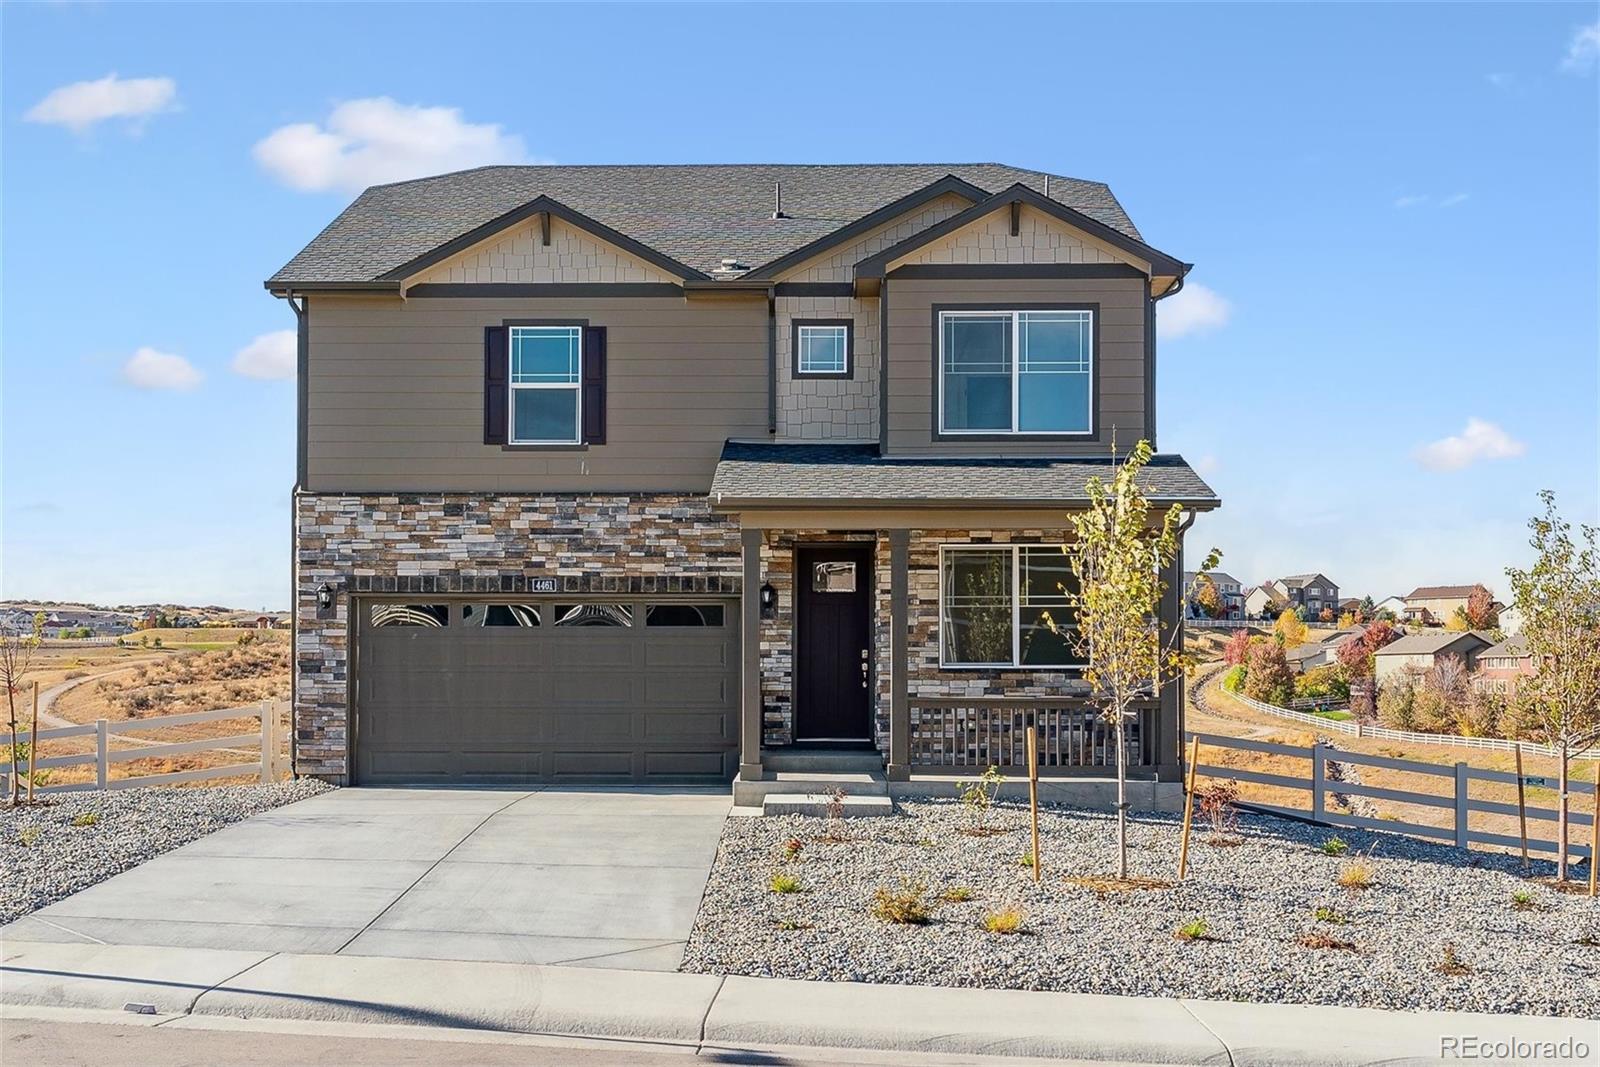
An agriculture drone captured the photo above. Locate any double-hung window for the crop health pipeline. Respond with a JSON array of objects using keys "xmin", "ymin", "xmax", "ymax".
[
  {"xmin": 510, "ymin": 325, "xmax": 582, "ymax": 444},
  {"xmin": 939, "ymin": 545, "xmax": 1084, "ymax": 668},
  {"xmin": 939, "ymin": 309, "xmax": 1093, "ymax": 435}
]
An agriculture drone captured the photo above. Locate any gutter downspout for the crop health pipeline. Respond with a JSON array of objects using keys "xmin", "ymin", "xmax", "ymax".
[
  {"xmin": 766, "ymin": 287, "xmax": 777, "ymax": 435},
  {"xmin": 1146, "ymin": 268, "xmax": 1189, "ymax": 454},
  {"xmin": 282, "ymin": 290, "xmax": 307, "ymax": 779}
]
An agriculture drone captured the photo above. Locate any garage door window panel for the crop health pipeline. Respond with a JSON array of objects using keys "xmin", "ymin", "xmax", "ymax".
[
  {"xmin": 554, "ymin": 603, "xmax": 633, "ymax": 627},
  {"xmin": 463, "ymin": 603, "xmax": 542, "ymax": 627},
  {"xmin": 370, "ymin": 604, "xmax": 450, "ymax": 627},
  {"xmin": 646, "ymin": 604, "xmax": 726, "ymax": 627}
]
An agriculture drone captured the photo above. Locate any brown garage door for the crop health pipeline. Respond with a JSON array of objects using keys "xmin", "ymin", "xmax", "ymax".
[{"xmin": 354, "ymin": 599, "xmax": 739, "ymax": 784}]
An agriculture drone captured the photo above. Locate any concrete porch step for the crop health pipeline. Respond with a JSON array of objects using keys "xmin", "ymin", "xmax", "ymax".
[
  {"xmin": 761, "ymin": 749, "xmax": 884, "ymax": 774},
  {"xmin": 760, "ymin": 793, "xmax": 896, "ymax": 818},
  {"xmin": 732, "ymin": 770, "xmax": 888, "ymax": 806}
]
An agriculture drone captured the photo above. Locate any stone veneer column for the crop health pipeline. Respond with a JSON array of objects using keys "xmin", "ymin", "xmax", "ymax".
[
  {"xmin": 740, "ymin": 526, "xmax": 764, "ymax": 780},
  {"xmin": 887, "ymin": 529, "xmax": 911, "ymax": 780}
]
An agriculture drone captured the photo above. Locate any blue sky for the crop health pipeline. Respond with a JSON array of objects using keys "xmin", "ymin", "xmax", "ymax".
[{"xmin": 3, "ymin": 3, "xmax": 1597, "ymax": 609}]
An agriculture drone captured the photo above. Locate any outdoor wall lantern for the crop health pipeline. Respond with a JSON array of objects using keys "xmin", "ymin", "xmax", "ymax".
[
  {"xmin": 316, "ymin": 583, "xmax": 337, "ymax": 612},
  {"xmin": 759, "ymin": 582, "xmax": 777, "ymax": 620}
]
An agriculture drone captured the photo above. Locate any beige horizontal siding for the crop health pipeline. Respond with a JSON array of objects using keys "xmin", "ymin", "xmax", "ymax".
[
  {"xmin": 884, "ymin": 276, "xmax": 1149, "ymax": 456},
  {"xmin": 306, "ymin": 294, "xmax": 767, "ymax": 492}
]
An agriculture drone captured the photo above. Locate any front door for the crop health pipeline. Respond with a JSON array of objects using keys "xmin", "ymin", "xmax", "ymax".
[{"xmin": 794, "ymin": 544, "xmax": 873, "ymax": 742}]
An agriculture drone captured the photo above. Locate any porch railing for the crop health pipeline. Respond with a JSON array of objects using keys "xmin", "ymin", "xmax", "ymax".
[{"xmin": 909, "ymin": 697, "xmax": 1153, "ymax": 772}]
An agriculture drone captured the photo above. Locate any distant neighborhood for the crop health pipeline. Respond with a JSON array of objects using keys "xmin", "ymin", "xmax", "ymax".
[
  {"xmin": 1188, "ymin": 569, "xmax": 1535, "ymax": 728},
  {"xmin": 0, "ymin": 600, "xmax": 289, "ymax": 638}
]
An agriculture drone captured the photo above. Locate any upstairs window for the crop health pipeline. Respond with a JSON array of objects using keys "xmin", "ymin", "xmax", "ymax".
[
  {"xmin": 794, "ymin": 321, "xmax": 852, "ymax": 378},
  {"xmin": 510, "ymin": 325, "xmax": 582, "ymax": 443},
  {"xmin": 939, "ymin": 309, "xmax": 1093, "ymax": 435}
]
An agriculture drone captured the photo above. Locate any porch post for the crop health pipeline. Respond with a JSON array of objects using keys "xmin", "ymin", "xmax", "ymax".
[
  {"xmin": 887, "ymin": 529, "xmax": 911, "ymax": 781},
  {"xmin": 1157, "ymin": 530, "xmax": 1185, "ymax": 781},
  {"xmin": 740, "ymin": 526, "xmax": 764, "ymax": 781}
]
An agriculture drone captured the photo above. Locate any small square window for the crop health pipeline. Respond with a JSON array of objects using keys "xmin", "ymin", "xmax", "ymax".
[
  {"xmin": 812, "ymin": 562, "xmax": 857, "ymax": 593},
  {"xmin": 794, "ymin": 322, "xmax": 851, "ymax": 378}
]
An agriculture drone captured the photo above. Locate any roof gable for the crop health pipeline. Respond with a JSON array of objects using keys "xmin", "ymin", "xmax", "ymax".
[
  {"xmin": 266, "ymin": 164, "xmax": 1149, "ymax": 288},
  {"xmin": 406, "ymin": 210, "xmax": 682, "ymax": 287},
  {"xmin": 853, "ymin": 183, "xmax": 1188, "ymax": 282}
]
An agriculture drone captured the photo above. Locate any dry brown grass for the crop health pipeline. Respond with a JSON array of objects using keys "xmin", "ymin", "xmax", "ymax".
[{"xmin": 1296, "ymin": 930, "xmax": 1360, "ymax": 952}]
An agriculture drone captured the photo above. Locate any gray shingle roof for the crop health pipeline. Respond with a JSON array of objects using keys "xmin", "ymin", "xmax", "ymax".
[
  {"xmin": 1405, "ymin": 585, "xmax": 1480, "ymax": 600},
  {"xmin": 709, "ymin": 442, "xmax": 1218, "ymax": 508},
  {"xmin": 1375, "ymin": 631, "xmax": 1495, "ymax": 656},
  {"xmin": 268, "ymin": 164, "xmax": 1142, "ymax": 285}
]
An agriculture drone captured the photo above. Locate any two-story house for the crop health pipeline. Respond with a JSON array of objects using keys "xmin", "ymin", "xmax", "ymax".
[
  {"xmin": 1184, "ymin": 570, "xmax": 1242, "ymax": 618},
  {"xmin": 268, "ymin": 164, "xmax": 1217, "ymax": 800}
]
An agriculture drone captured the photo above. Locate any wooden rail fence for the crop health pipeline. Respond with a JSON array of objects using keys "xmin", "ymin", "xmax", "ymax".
[
  {"xmin": 1, "ymin": 699, "xmax": 288, "ymax": 794},
  {"xmin": 1186, "ymin": 730, "xmax": 1595, "ymax": 861}
]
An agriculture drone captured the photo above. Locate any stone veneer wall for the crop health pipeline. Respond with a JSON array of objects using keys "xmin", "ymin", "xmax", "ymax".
[{"xmin": 295, "ymin": 492, "xmax": 741, "ymax": 780}]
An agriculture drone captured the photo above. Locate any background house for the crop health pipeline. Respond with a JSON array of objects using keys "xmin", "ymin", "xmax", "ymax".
[
  {"xmin": 1246, "ymin": 573, "xmax": 1339, "ymax": 620},
  {"xmin": 1373, "ymin": 595, "xmax": 1408, "ymax": 620},
  {"xmin": 1374, "ymin": 630, "xmax": 1495, "ymax": 688},
  {"xmin": 1402, "ymin": 585, "xmax": 1480, "ymax": 627},
  {"xmin": 1184, "ymin": 570, "xmax": 1243, "ymax": 618},
  {"xmin": 1473, "ymin": 635, "xmax": 1533, "ymax": 694}
]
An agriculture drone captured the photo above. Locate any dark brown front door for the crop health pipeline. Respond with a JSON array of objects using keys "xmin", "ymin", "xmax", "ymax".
[{"xmin": 794, "ymin": 544, "xmax": 873, "ymax": 742}]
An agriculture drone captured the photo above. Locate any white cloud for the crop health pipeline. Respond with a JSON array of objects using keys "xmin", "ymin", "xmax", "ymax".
[
  {"xmin": 1194, "ymin": 454, "xmax": 1220, "ymax": 477},
  {"xmin": 1560, "ymin": 21, "xmax": 1600, "ymax": 72},
  {"xmin": 24, "ymin": 74, "xmax": 177, "ymax": 134},
  {"xmin": 1393, "ymin": 194, "xmax": 1429, "ymax": 209},
  {"xmin": 1486, "ymin": 72, "xmax": 1516, "ymax": 89},
  {"xmin": 1413, "ymin": 418, "xmax": 1526, "ymax": 472},
  {"xmin": 231, "ymin": 330, "xmax": 296, "ymax": 380},
  {"xmin": 1157, "ymin": 283, "xmax": 1231, "ymax": 341},
  {"xmin": 1439, "ymin": 192, "xmax": 1470, "ymax": 208},
  {"xmin": 121, "ymin": 347, "xmax": 201, "ymax": 391},
  {"xmin": 253, "ymin": 97, "xmax": 529, "ymax": 192}
]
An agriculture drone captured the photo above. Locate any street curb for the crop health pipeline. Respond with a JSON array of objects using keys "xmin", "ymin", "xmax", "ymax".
[{"xmin": 2, "ymin": 940, "xmax": 1595, "ymax": 1066}]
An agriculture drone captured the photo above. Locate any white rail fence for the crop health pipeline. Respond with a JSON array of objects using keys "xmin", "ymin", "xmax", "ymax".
[
  {"xmin": 1187, "ymin": 730, "xmax": 1595, "ymax": 861},
  {"xmin": 1224, "ymin": 686, "xmax": 1597, "ymax": 761},
  {"xmin": 1, "ymin": 699, "xmax": 288, "ymax": 794}
]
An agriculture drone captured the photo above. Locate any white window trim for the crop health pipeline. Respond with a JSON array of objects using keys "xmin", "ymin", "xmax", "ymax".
[
  {"xmin": 937, "ymin": 308, "xmax": 1095, "ymax": 437},
  {"xmin": 795, "ymin": 323, "xmax": 850, "ymax": 377},
  {"xmin": 937, "ymin": 543, "xmax": 1083, "ymax": 670},
  {"xmin": 508, "ymin": 325, "xmax": 583, "ymax": 445}
]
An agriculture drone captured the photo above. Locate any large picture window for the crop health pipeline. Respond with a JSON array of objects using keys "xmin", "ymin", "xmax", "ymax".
[
  {"xmin": 939, "ymin": 545, "xmax": 1083, "ymax": 668},
  {"xmin": 510, "ymin": 325, "xmax": 582, "ymax": 443},
  {"xmin": 939, "ymin": 309, "xmax": 1092, "ymax": 435}
]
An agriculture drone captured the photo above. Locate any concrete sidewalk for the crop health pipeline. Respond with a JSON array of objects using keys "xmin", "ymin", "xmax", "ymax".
[{"xmin": 3, "ymin": 941, "xmax": 1593, "ymax": 1066}]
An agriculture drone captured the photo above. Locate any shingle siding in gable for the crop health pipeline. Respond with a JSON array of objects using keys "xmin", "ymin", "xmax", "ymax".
[
  {"xmin": 889, "ymin": 204, "xmax": 1138, "ymax": 270},
  {"xmin": 409, "ymin": 215, "xmax": 678, "ymax": 286}
]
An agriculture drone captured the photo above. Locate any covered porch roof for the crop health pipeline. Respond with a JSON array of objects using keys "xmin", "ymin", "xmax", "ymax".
[{"xmin": 709, "ymin": 441, "xmax": 1220, "ymax": 516}]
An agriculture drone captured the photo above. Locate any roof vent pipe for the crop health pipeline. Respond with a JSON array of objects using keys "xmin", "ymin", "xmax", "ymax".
[
  {"xmin": 1044, "ymin": 174, "xmax": 1051, "ymax": 198},
  {"xmin": 772, "ymin": 181, "xmax": 786, "ymax": 220}
]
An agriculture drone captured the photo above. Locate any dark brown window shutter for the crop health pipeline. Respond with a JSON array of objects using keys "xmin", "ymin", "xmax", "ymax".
[
  {"xmin": 484, "ymin": 326, "xmax": 508, "ymax": 445},
  {"xmin": 582, "ymin": 326, "xmax": 606, "ymax": 445}
]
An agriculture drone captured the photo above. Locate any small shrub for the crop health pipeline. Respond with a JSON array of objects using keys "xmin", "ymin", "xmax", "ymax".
[
  {"xmin": 1312, "ymin": 904, "xmax": 1349, "ymax": 925},
  {"xmin": 1196, "ymin": 779, "xmax": 1241, "ymax": 842},
  {"xmin": 1017, "ymin": 851, "xmax": 1036, "ymax": 869},
  {"xmin": 1320, "ymin": 836, "xmax": 1348, "ymax": 857},
  {"xmin": 955, "ymin": 766, "xmax": 1005, "ymax": 834},
  {"xmin": 780, "ymin": 838, "xmax": 804, "ymax": 861},
  {"xmin": 1337, "ymin": 858, "xmax": 1374, "ymax": 890},
  {"xmin": 768, "ymin": 871, "xmax": 804, "ymax": 894},
  {"xmin": 981, "ymin": 908, "xmax": 1024, "ymax": 935},
  {"xmin": 1174, "ymin": 917, "xmax": 1215, "ymax": 942},
  {"xmin": 870, "ymin": 880, "xmax": 931, "ymax": 925},
  {"xmin": 818, "ymin": 788, "xmax": 851, "ymax": 843},
  {"xmin": 1510, "ymin": 887, "xmax": 1538, "ymax": 912},
  {"xmin": 1297, "ymin": 930, "xmax": 1358, "ymax": 952},
  {"xmin": 1221, "ymin": 664, "xmax": 1247, "ymax": 693},
  {"xmin": 772, "ymin": 917, "xmax": 812, "ymax": 931},
  {"xmin": 939, "ymin": 885, "xmax": 975, "ymax": 903},
  {"xmin": 1434, "ymin": 941, "xmax": 1472, "ymax": 976},
  {"xmin": 71, "ymin": 812, "xmax": 99, "ymax": 827},
  {"xmin": 17, "ymin": 826, "xmax": 42, "ymax": 847}
]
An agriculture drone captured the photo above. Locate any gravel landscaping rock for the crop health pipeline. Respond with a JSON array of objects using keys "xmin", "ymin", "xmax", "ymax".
[
  {"xmin": 682, "ymin": 798, "xmax": 1600, "ymax": 1017},
  {"xmin": 0, "ymin": 780, "xmax": 333, "ymax": 924}
]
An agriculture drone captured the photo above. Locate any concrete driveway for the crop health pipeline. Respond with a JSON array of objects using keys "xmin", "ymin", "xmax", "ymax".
[{"xmin": 2, "ymin": 787, "xmax": 730, "ymax": 972}]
